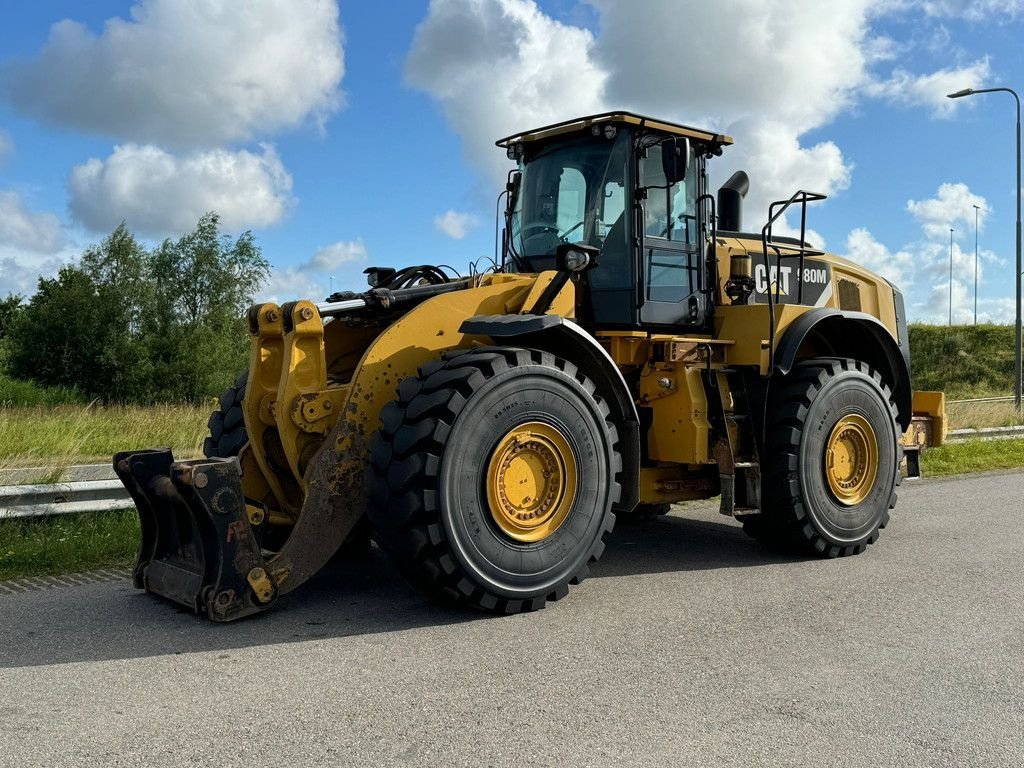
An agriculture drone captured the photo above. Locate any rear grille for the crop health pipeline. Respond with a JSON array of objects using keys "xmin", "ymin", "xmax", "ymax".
[{"xmin": 838, "ymin": 278, "xmax": 862, "ymax": 311}]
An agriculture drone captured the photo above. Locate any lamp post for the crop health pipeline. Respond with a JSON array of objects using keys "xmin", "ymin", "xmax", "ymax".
[
  {"xmin": 973, "ymin": 203, "xmax": 980, "ymax": 325},
  {"xmin": 948, "ymin": 87, "xmax": 1022, "ymax": 413},
  {"xmin": 949, "ymin": 227, "xmax": 955, "ymax": 326}
]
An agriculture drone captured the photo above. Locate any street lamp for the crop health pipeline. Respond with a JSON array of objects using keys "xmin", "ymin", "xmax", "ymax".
[
  {"xmin": 949, "ymin": 227, "xmax": 955, "ymax": 326},
  {"xmin": 973, "ymin": 203, "xmax": 980, "ymax": 325},
  {"xmin": 948, "ymin": 87, "xmax": 1022, "ymax": 413}
]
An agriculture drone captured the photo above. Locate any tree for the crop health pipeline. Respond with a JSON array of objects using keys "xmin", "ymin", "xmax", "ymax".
[
  {"xmin": 8, "ymin": 226, "xmax": 152, "ymax": 400},
  {"xmin": 0, "ymin": 293, "xmax": 25, "ymax": 373},
  {"xmin": 7, "ymin": 214, "xmax": 268, "ymax": 402},
  {"xmin": 0, "ymin": 294, "xmax": 23, "ymax": 341},
  {"xmin": 145, "ymin": 213, "xmax": 269, "ymax": 401}
]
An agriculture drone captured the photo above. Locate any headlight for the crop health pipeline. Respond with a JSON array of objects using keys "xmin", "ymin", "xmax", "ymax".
[{"xmin": 563, "ymin": 248, "xmax": 591, "ymax": 272}]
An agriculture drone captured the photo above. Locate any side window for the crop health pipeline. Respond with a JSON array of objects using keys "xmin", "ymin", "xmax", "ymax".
[
  {"xmin": 642, "ymin": 145, "xmax": 672, "ymax": 238},
  {"xmin": 600, "ymin": 182, "xmax": 624, "ymax": 238},
  {"xmin": 671, "ymin": 180, "xmax": 695, "ymax": 244},
  {"xmin": 557, "ymin": 168, "xmax": 586, "ymax": 243},
  {"xmin": 642, "ymin": 141, "xmax": 701, "ymax": 312},
  {"xmin": 646, "ymin": 248, "xmax": 695, "ymax": 302}
]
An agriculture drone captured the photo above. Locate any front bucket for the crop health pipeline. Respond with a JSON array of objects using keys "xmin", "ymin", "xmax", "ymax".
[{"xmin": 113, "ymin": 448, "xmax": 278, "ymax": 622}]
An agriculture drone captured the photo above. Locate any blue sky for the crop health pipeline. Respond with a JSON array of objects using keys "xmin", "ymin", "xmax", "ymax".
[{"xmin": 1, "ymin": 0, "xmax": 1022, "ymax": 323}]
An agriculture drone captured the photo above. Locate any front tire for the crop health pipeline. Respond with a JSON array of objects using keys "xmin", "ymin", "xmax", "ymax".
[
  {"xmin": 367, "ymin": 347, "xmax": 621, "ymax": 613},
  {"xmin": 751, "ymin": 358, "xmax": 900, "ymax": 557}
]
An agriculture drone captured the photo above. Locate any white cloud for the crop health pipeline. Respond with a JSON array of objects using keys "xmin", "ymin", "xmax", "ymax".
[
  {"xmin": 260, "ymin": 239, "xmax": 368, "ymax": 303},
  {"xmin": 907, "ymin": 182, "xmax": 989, "ymax": 239},
  {"xmin": 865, "ymin": 58, "xmax": 991, "ymax": 117},
  {"xmin": 308, "ymin": 240, "xmax": 367, "ymax": 272},
  {"xmin": 434, "ymin": 210, "xmax": 479, "ymax": 239},
  {"xmin": 589, "ymin": 0, "xmax": 873, "ymax": 134},
  {"xmin": 0, "ymin": 131, "xmax": 12, "ymax": 163},
  {"xmin": 844, "ymin": 227, "xmax": 916, "ymax": 284},
  {"xmin": 919, "ymin": 0, "xmax": 1024, "ymax": 20},
  {"xmin": 0, "ymin": 246, "xmax": 77, "ymax": 298},
  {"xmin": 911, "ymin": 275, "xmax": 1012, "ymax": 324},
  {"xmin": 406, "ymin": 0, "xmax": 605, "ymax": 182},
  {"xmin": 915, "ymin": 277, "xmax": 971, "ymax": 323},
  {"xmin": 67, "ymin": 143, "xmax": 294, "ymax": 236},
  {"xmin": 258, "ymin": 268, "xmax": 330, "ymax": 305},
  {"xmin": 406, "ymin": 0, "xmax": 874, "ymax": 231},
  {"xmin": 2, "ymin": 0, "xmax": 345, "ymax": 147},
  {"xmin": 592, "ymin": 0, "xmax": 878, "ymax": 224},
  {"xmin": 845, "ymin": 183, "xmax": 1003, "ymax": 322},
  {"xmin": 0, "ymin": 191, "xmax": 65, "ymax": 254}
]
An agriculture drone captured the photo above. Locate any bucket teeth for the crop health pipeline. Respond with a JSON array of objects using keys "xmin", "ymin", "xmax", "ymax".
[{"xmin": 114, "ymin": 448, "xmax": 276, "ymax": 622}]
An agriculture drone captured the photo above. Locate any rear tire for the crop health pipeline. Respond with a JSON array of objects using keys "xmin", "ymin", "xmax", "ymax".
[
  {"xmin": 367, "ymin": 347, "xmax": 621, "ymax": 613},
  {"xmin": 203, "ymin": 370, "xmax": 248, "ymax": 459},
  {"xmin": 202, "ymin": 369, "xmax": 372, "ymax": 554},
  {"xmin": 750, "ymin": 358, "xmax": 900, "ymax": 557}
]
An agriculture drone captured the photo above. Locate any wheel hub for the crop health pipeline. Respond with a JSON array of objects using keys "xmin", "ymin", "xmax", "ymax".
[
  {"xmin": 825, "ymin": 414, "xmax": 878, "ymax": 506},
  {"xmin": 486, "ymin": 422, "xmax": 577, "ymax": 542}
]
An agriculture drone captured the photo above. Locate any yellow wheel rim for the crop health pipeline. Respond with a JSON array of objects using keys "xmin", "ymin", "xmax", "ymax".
[
  {"xmin": 825, "ymin": 414, "xmax": 878, "ymax": 506},
  {"xmin": 486, "ymin": 422, "xmax": 578, "ymax": 543}
]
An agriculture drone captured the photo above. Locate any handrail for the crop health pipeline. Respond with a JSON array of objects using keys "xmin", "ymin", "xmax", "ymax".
[{"xmin": 760, "ymin": 190, "xmax": 828, "ymax": 375}]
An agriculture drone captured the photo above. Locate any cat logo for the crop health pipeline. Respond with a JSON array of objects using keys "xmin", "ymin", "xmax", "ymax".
[{"xmin": 753, "ymin": 259, "xmax": 833, "ymax": 307}]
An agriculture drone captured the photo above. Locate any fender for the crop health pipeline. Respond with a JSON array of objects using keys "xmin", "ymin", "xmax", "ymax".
[
  {"xmin": 774, "ymin": 307, "xmax": 912, "ymax": 430},
  {"xmin": 460, "ymin": 314, "xmax": 641, "ymax": 513}
]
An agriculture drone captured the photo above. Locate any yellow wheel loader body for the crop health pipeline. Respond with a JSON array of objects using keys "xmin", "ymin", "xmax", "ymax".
[{"xmin": 116, "ymin": 111, "xmax": 946, "ymax": 620}]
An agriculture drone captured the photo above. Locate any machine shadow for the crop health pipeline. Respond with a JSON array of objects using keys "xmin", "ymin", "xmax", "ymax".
[
  {"xmin": 0, "ymin": 510, "xmax": 801, "ymax": 670},
  {"xmin": 596, "ymin": 511, "xmax": 804, "ymax": 578}
]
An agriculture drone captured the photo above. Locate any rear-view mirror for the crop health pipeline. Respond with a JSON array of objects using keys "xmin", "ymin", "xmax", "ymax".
[{"xmin": 661, "ymin": 137, "xmax": 690, "ymax": 185}]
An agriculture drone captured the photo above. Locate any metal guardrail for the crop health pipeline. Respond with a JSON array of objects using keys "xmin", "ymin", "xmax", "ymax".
[
  {"xmin": 946, "ymin": 425, "xmax": 1024, "ymax": 443},
  {"xmin": 0, "ymin": 463, "xmax": 117, "ymax": 486},
  {"xmin": 948, "ymin": 396, "xmax": 1016, "ymax": 405},
  {"xmin": 0, "ymin": 479, "xmax": 130, "ymax": 519}
]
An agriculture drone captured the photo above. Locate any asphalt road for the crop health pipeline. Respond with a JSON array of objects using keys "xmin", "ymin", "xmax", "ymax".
[{"xmin": 1, "ymin": 471, "xmax": 1022, "ymax": 767}]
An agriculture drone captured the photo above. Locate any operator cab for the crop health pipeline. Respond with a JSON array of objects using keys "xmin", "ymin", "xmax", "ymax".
[{"xmin": 497, "ymin": 112, "xmax": 733, "ymax": 330}]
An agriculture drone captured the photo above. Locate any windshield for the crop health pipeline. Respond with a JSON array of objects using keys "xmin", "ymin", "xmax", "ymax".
[{"xmin": 507, "ymin": 131, "xmax": 629, "ymax": 271}]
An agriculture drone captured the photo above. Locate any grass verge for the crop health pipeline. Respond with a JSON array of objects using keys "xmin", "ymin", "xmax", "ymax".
[
  {"xmin": 0, "ymin": 373, "xmax": 84, "ymax": 407},
  {"xmin": 919, "ymin": 438, "xmax": 1024, "ymax": 477},
  {"xmin": 0, "ymin": 402, "xmax": 209, "ymax": 471},
  {"xmin": 947, "ymin": 398, "xmax": 1023, "ymax": 429},
  {"xmin": 0, "ymin": 509, "xmax": 139, "ymax": 582}
]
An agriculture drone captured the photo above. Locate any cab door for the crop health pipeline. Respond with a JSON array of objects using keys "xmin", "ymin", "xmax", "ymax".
[{"xmin": 638, "ymin": 143, "xmax": 705, "ymax": 327}]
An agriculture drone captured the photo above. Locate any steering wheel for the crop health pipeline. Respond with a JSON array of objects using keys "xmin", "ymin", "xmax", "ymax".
[
  {"xmin": 519, "ymin": 223, "xmax": 559, "ymax": 239},
  {"xmin": 558, "ymin": 220, "xmax": 585, "ymax": 240}
]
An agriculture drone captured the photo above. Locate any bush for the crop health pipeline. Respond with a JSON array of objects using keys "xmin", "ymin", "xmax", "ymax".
[{"xmin": 6, "ymin": 214, "xmax": 267, "ymax": 403}]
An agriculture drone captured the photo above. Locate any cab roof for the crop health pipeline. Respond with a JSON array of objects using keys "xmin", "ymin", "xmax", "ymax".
[{"xmin": 495, "ymin": 111, "xmax": 733, "ymax": 148}]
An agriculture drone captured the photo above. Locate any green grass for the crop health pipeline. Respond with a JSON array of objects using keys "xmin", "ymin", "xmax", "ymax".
[
  {"xmin": 946, "ymin": 398, "xmax": 1022, "ymax": 429},
  {"xmin": 920, "ymin": 438, "xmax": 1024, "ymax": 477},
  {"xmin": 0, "ymin": 372, "xmax": 84, "ymax": 407},
  {"xmin": 0, "ymin": 402, "xmax": 210, "ymax": 469},
  {"xmin": 0, "ymin": 509, "xmax": 139, "ymax": 581},
  {"xmin": 909, "ymin": 324, "xmax": 1015, "ymax": 399}
]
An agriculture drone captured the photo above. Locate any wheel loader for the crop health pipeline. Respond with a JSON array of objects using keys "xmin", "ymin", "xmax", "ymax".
[{"xmin": 115, "ymin": 112, "xmax": 946, "ymax": 622}]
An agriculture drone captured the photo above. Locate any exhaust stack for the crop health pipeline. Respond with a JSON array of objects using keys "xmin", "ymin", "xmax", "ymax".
[{"xmin": 718, "ymin": 171, "xmax": 750, "ymax": 232}]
